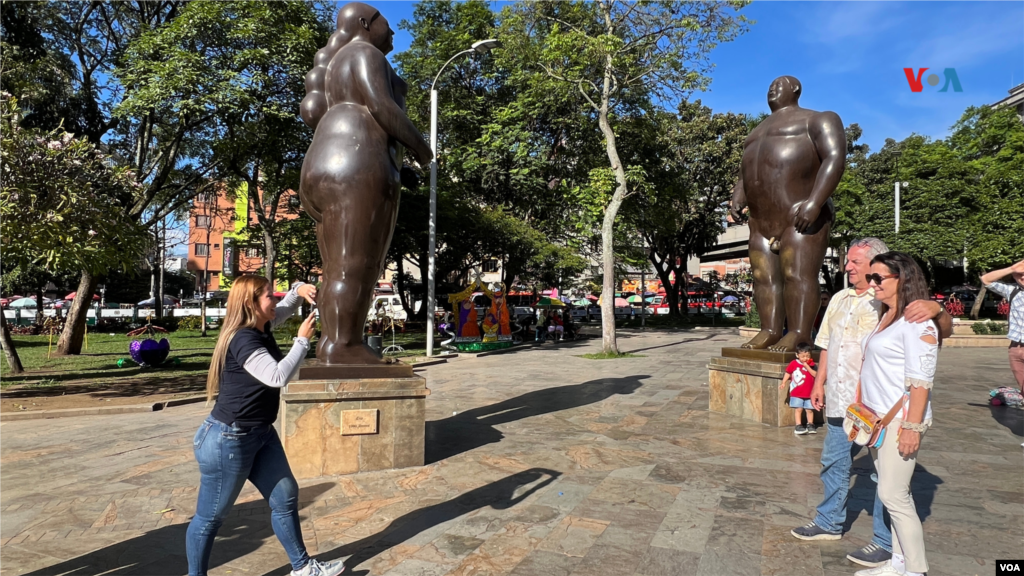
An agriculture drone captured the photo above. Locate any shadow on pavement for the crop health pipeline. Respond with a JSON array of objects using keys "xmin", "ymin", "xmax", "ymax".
[
  {"xmin": 620, "ymin": 334, "xmax": 715, "ymax": 354},
  {"xmin": 425, "ymin": 375, "xmax": 649, "ymax": 464},
  {"xmin": 262, "ymin": 468, "xmax": 560, "ymax": 575},
  {"xmin": 22, "ymin": 483, "xmax": 335, "ymax": 576},
  {"xmin": 846, "ymin": 456, "xmax": 943, "ymax": 532},
  {"xmin": 967, "ymin": 402, "xmax": 1024, "ymax": 437}
]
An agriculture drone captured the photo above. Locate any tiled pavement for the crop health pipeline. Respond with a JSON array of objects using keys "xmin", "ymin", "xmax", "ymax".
[{"xmin": 1, "ymin": 328, "xmax": 1021, "ymax": 576}]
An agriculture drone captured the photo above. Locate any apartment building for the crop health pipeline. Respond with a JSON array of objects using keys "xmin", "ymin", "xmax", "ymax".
[{"xmin": 186, "ymin": 184, "xmax": 301, "ymax": 294}]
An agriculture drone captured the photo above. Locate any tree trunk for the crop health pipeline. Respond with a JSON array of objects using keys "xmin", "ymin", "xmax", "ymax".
[
  {"xmin": 157, "ymin": 221, "xmax": 165, "ymax": 319},
  {"xmin": 263, "ymin": 227, "xmax": 276, "ymax": 287},
  {"xmin": 55, "ymin": 271, "xmax": 97, "ymax": 356},
  {"xmin": 35, "ymin": 285, "xmax": 45, "ymax": 325},
  {"xmin": 970, "ymin": 286, "xmax": 987, "ymax": 320},
  {"xmin": 597, "ymin": 108, "xmax": 628, "ymax": 354},
  {"xmin": 396, "ymin": 258, "xmax": 413, "ymax": 319},
  {"xmin": 0, "ymin": 310, "xmax": 24, "ymax": 374}
]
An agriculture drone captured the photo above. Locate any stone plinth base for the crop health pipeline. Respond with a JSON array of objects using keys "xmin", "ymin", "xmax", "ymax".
[
  {"xmin": 280, "ymin": 375, "xmax": 428, "ymax": 479},
  {"xmin": 708, "ymin": 353, "xmax": 823, "ymax": 427}
]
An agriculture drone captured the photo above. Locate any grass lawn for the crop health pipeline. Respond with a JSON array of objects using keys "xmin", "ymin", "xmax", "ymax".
[
  {"xmin": 0, "ymin": 327, "xmax": 444, "ymax": 412},
  {"xmin": 1, "ymin": 330, "xmax": 221, "ymax": 387}
]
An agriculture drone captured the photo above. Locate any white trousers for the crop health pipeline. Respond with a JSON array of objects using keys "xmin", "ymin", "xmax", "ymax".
[{"xmin": 870, "ymin": 421, "xmax": 928, "ymax": 574}]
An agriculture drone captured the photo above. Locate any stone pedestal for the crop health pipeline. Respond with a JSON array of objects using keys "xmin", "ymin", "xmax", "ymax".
[
  {"xmin": 708, "ymin": 349, "xmax": 823, "ymax": 427},
  {"xmin": 280, "ymin": 374, "xmax": 428, "ymax": 479}
]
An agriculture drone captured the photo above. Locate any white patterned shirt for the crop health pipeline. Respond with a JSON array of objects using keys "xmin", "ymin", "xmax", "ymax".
[
  {"xmin": 814, "ymin": 287, "xmax": 883, "ymax": 418},
  {"xmin": 986, "ymin": 281, "xmax": 1024, "ymax": 343}
]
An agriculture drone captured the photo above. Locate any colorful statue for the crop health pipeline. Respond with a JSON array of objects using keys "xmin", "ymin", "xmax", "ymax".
[
  {"xmin": 448, "ymin": 278, "xmax": 491, "ymax": 343},
  {"xmin": 482, "ymin": 312, "xmax": 499, "ymax": 343},
  {"xmin": 457, "ymin": 299, "xmax": 481, "ymax": 339},
  {"xmin": 489, "ymin": 286, "xmax": 512, "ymax": 341}
]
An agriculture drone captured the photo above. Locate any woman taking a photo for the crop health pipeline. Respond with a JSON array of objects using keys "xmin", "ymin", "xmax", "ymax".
[
  {"xmin": 856, "ymin": 252, "xmax": 940, "ymax": 576},
  {"xmin": 186, "ymin": 276, "xmax": 345, "ymax": 576}
]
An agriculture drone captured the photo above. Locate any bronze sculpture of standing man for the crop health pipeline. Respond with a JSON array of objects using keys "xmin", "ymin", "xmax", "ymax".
[
  {"xmin": 299, "ymin": 2, "xmax": 432, "ymax": 365},
  {"xmin": 730, "ymin": 76, "xmax": 846, "ymax": 352}
]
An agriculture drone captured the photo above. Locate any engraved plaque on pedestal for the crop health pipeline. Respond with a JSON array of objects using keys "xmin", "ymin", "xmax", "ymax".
[{"xmin": 341, "ymin": 409, "xmax": 379, "ymax": 435}]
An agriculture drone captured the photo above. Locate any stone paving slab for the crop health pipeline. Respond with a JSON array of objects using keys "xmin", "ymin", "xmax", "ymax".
[{"xmin": 1, "ymin": 328, "xmax": 1021, "ymax": 576}]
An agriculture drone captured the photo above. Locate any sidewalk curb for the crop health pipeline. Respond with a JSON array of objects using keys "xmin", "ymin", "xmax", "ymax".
[
  {"xmin": 0, "ymin": 394, "xmax": 207, "ymax": 422},
  {"xmin": 411, "ymin": 357, "xmax": 451, "ymax": 369}
]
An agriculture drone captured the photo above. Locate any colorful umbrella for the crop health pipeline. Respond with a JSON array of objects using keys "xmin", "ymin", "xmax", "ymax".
[
  {"xmin": 65, "ymin": 292, "xmax": 100, "ymax": 301},
  {"xmin": 614, "ymin": 297, "xmax": 630, "ymax": 307},
  {"xmin": 535, "ymin": 296, "xmax": 566, "ymax": 307},
  {"xmin": 626, "ymin": 295, "xmax": 644, "ymax": 303},
  {"xmin": 584, "ymin": 295, "xmax": 598, "ymax": 302},
  {"xmin": 572, "ymin": 299, "xmax": 590, "ymax": 307},
  {"xmin": 9, "ymin": 298, "xmax": 38, "ymax": 308}
]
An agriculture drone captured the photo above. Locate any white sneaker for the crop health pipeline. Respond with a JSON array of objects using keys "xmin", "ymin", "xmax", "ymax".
[
  {"xmin": 854, "ymin": 560, "xmax": 903, "ymax": 576},
  {"xmin": 292, "ymin": 558, "xmax": 346, "ymax": 576}
]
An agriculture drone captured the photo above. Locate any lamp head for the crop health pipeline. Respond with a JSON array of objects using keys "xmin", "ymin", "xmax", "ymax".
[{"xmin": 472, "ymin": 39, "xmax": 501, "ymax": 53}]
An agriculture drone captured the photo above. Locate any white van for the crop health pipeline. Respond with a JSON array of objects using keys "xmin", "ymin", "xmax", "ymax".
[{"xmin": 368, "ymin": 295, "xmax": 407, "ymax": 321}]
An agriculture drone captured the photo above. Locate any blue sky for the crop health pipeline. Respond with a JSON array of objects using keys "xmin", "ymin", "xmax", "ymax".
[{"xmin": 382, "ymin": 1, "xmax": 1024, "ymax": 154}]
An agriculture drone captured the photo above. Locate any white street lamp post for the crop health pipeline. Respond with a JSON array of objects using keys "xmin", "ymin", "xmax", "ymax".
[
  {"xmin": 426, "ymin": 39, "xmax": 501, "ymax": 357},
  {"xmin": 894, "ymin": 181, "xmax": 907, "ymax": 233}
]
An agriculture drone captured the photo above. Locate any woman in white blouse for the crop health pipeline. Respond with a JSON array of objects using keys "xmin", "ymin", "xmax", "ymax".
[{"xmin": 856, "ymin": 252, "xmax": 940, "ymax": 576}]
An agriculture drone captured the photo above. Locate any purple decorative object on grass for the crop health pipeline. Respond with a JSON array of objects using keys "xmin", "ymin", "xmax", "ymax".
[{"xmin": 129, "ymin": 338, "xmax": 170, "ymax": 366}]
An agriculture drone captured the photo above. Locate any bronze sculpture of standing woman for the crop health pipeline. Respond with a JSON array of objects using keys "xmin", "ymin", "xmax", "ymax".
[
  {"xmin": 299, "ymin": 2, "xmax": 432, "ymax": 365},
  {"xmin": 730, "ymin": 76, "xmax": 846, "ymax": 352}
]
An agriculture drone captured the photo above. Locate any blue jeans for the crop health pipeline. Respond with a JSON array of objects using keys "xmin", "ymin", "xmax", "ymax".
[
  {"xmin": 186, "ymin": 417, "xmax": 309, "ymax": 576},
  {"xmin": 814, "ymin": 418, "xmax": 892, "ymax": 551}
]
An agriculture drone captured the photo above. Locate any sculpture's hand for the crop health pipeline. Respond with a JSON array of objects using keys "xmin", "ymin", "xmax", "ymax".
[
  {"xmin": 793, "ymin": 201, "xmax": 821, "ymax": 233},
  {"xmin": 400, "ymin": 166, "xmax": 421, "ymax": 190},
  {"xmin": 413, "ymin": 145, "xmax": 433, "ymax": 166}
]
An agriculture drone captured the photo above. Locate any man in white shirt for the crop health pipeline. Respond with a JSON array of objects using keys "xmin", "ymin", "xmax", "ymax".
[
  {"xmin": 980, "ymin": 259, "xmax": 1024, "ymax": 390},
  {"xmin": 790, "ymin": 238, "xmax": 952, "ymax": 568}
]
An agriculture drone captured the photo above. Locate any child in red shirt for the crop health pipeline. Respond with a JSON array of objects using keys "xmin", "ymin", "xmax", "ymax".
[{"xmin": 780, "ymin": 342, "xmax": 818, "ymax": 435}]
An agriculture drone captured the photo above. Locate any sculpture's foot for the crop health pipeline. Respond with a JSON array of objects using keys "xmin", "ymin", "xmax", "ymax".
[
  {"xmin": 740, "ymin": 329, "xmax": 782, "ymax": 350},
  {"xmin": 766, "ymin": 331, "xmax": 809, "ymax": 353},
  {"xmin": 317, "ymin": 340, "xmax": 387, "ymax": 365}
]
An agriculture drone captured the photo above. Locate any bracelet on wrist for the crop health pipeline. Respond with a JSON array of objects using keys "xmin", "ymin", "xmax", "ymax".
[{"xmin": 900, "ymin": 420, "xmax": 928, "ymax": 433}]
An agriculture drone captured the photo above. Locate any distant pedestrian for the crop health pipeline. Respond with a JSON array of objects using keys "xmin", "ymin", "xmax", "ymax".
[
  {"xmin": 186, "ymin": 275, "xmax": 344, "ymax": 576},
  {"xmin": 981, "ymin": 259, "xmax": 1024, "ymax": 391},
  {"xmin": 780, "ymin": 342, "xmax": 818, "ymax": 435}
]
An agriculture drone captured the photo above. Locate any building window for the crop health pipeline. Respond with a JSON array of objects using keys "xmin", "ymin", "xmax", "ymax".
[
  {"xmin": 195, "ymin": 192, "xmax": 213, "ymax": 204},
  {"xmin": 482, "ymin": 259, "xmax": 499, "ymax": 273},
  {"xmin": 244, "ymin": 247, "xmax": 261, "ymax": 258},
  {"xmin": 195, "ymin": 215, "xmax": 211, "ymax": 229},
  {"xmin": 214, "ymin": 244, "xmax": 220, "ymax": 250},
  {"xmin": 195, "ymin": 244, "xmax": 210, "ymax": 256}
]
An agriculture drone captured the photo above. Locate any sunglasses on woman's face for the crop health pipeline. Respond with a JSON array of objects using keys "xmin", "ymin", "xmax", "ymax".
[{"xmin": 866, "ymin": 273, "xmax": 899, "ymax": 285}]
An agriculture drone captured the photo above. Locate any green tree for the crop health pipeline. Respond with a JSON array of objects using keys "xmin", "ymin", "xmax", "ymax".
[
  {"xmin": 1, "ymin": 95, "xmax": 150, "ymax": 359},
  {"xmin": 500, "ymin": 0, "xmax": 750, "ymax": 353},
  {"xmin": 116, "ymin": 1, "xmax": 330, "ymax": 286},
  {"xmin": 951, "ymin": 105, "xmax": 1024, "ymax": 273},
  {"xmin": 392, "ymin": 0, "xmax": 593, "ymax": 316},
  {"xmin": 626, "ymin": 101, "xmax": 748, "ymax": 317}
]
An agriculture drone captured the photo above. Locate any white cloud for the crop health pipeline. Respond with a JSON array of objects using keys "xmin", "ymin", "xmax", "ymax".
[{"xmin": 908, "ymin": 17, "xmax": 1022, "ymax": 68}]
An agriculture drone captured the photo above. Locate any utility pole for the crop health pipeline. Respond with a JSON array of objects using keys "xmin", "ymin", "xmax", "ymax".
[
  {"xmin": 201, "ymin": 199, "xmax": 212, "ymax": 336},
  {"xmin": 157, "ymin": 217, "xmax": 166, "ymax": 319}
]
